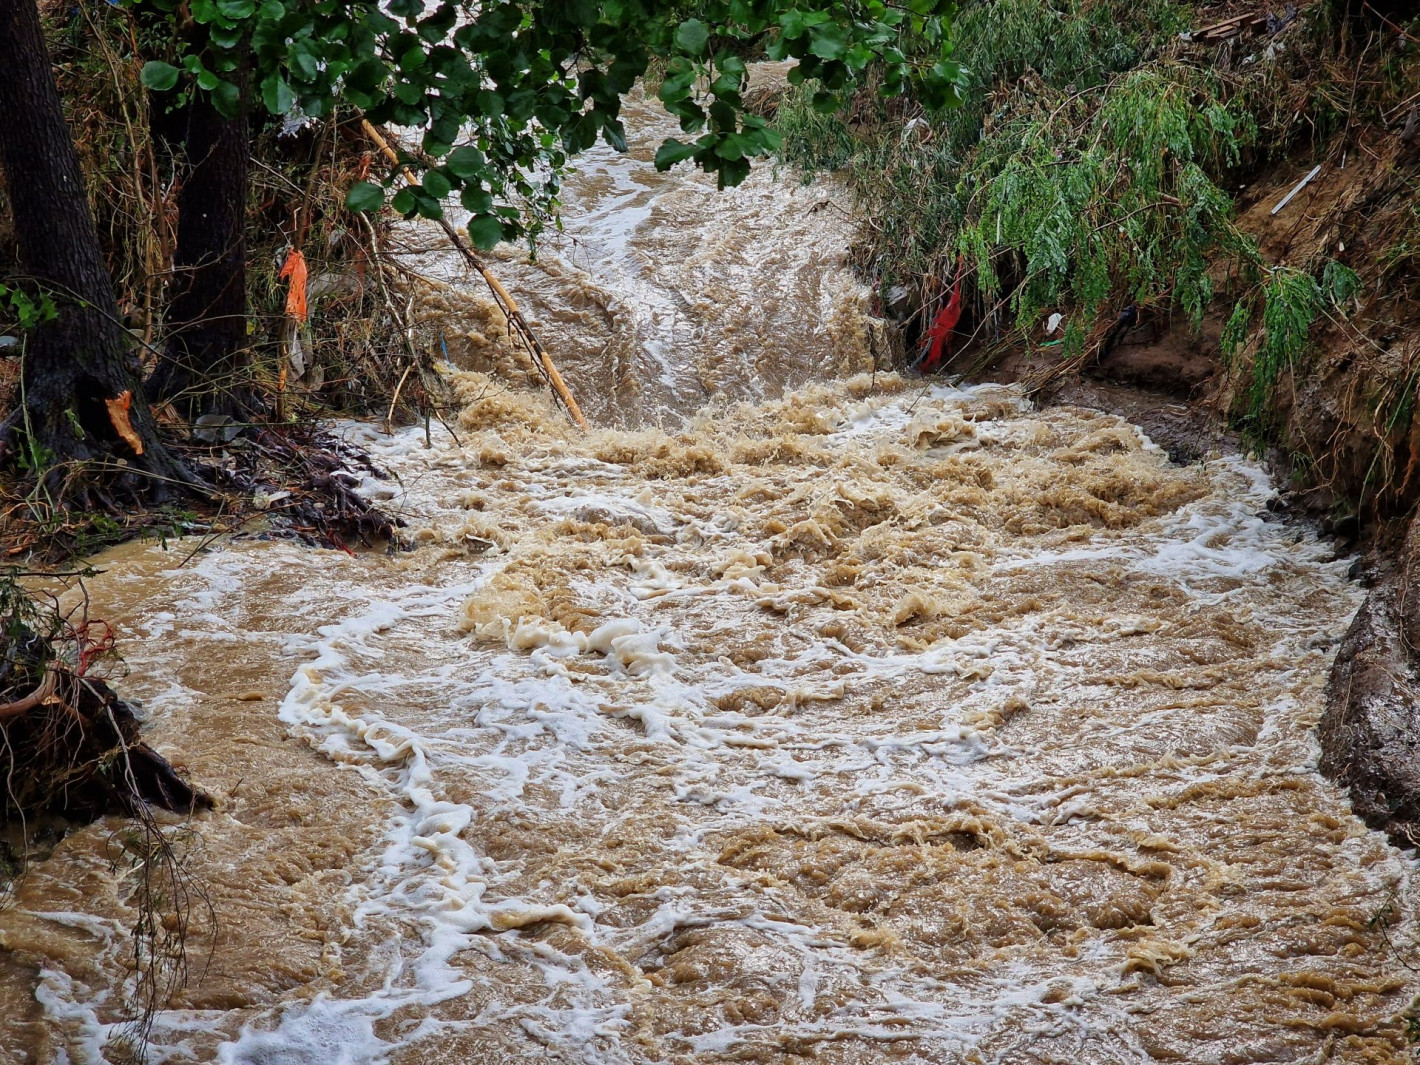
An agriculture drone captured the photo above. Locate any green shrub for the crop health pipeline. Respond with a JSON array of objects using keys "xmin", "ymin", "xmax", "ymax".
[{"xmin": 773, "ymin": 0, "xmax": 1345, "ymax": 400}]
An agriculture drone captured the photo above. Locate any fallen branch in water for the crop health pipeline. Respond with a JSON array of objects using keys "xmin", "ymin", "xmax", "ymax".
[
  {"xmin": 359, "ymin": 118, "xmax": 589, "ymax": 430},
  {"xmin": 0, "ymin": 592, "xmax": 211, "ymax": 818}
]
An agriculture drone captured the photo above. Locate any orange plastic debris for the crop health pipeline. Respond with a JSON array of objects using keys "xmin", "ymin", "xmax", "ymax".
[
  {"xmin": 279, "ymin": 248, "xmax": 309, "ymax": 322},
  {"xmin": 105, "ymin": 390, "xmax": 144, "ymax": 455},
  {"xmin": 920, "ymin": 257, "xmax": 966, "ymax": 374}
]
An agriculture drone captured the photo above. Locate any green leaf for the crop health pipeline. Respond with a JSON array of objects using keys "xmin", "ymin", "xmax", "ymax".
[
  {"xmin": 215, "ymin": 0, "xmax": 254, "ymax": 18},
  {"xmin": 808, "ymin": 24, "xmax": 848, "ymax": 61},
  {"xmin": 209, "ymin": 23, "xmax": 242, "ymax": 47},
  {"xmin": 446, "ymin": 145, "xmax": 486, "ymax": 179},
  {"xmin": 460, "ymin": 186, "xmax": 493, "ymax": 214},
  {"xmin": 289, "ymin": 43, "xmax": 320, "ymax": 81},
  {"xmin": 140, "ymin": 61, "xmax": 181, "ymax": 92},
  {"xmin": 674, "ymin": 18, "xmax": 710, "ymax": 55},
  {"xmin": 390, "ymin": 188, "xmax": 418, "ymax": 216},
  {"xmin": 412, "ymin": 188, "xmax": 443, "ymax": 219},
  {"xmin": 718, "ymin": 55, "xmax": 747, "ymax": 80},
  {"xmin": 467, "ymin": 214, "xmax": 504, "ymax": 250},
  {"xmin": 845, "ymin": 43, "xmax": 874, "ymax": 72},
  {"xmin": 711, "ymin": 67, "xmax": 742, "ymax": 96},
  {"xmin": 658, "ymin": 70, "xmax": 695, "ymax": 104},
  {"xmin": 261, "ymin": 73, "xmax": 296, "ymax": 114},
  {"xmin": 211, "ymin": 78, "xmax": 241, "ymax": 118},
  {"xmin": 653, "ymin": 138, "xmax": 698, "ymax": 171},
  {"xmin": 475, "ymin": 89, "xmax": 504, "ymax": 117},
  {"xmin": 714, "ymin": 133, "xmax": 745, "ymax": 161},
  {"xmin": 422, "ymin": 169, "xmax": 452, "ymax": 199},
  {"xmin": 393, "ymin": 80, "xmax": 426, "ymax": 105},
  {"xmin": 716, "ymin": 155, "xmax": 751, "ymax": 188},
  {"xmin": 345, "ymin": 181, "xmax": 385, "ymax": 212}
]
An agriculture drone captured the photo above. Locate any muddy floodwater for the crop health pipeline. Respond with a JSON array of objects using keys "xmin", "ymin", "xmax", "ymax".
[
  {"xmin": 401, "ymin": 86, "xmax": 881, "ymax": 426},
  {"xmin": 2, "ymin": 86, "xmax": 1419, "ymax": 1065}
]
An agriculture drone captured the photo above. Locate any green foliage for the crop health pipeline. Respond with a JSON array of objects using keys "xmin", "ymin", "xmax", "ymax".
[
  {"xmin": 833, "ymin": 58, "xmax": 1260, "ymax": 347},
  {"xmin": 0, "ymin": 283, "xmax": 57, "ymax": 332},
  {"xmin": 127, "ymin": 0, "xmax": 965, "ymax": 250},
  {"xmin": 1253, "ymin": 267, "xmax": 1322, "ymax": 411},
  {"xmin": 770, "ymin": 0, "xmax": 1374, "ymax": 412},
  {"xmin": 772, "ymin": 83, "xmax": 859, "ymax": 173},
  {"xmin": 774, "ymin": 0, "xmax": 1256, "ymax": 337},
  {"xmin": 343, "ymin": 181, "xmax": 385, "ymax": 213},
  {"xmin": 139, "ymin": 60, "xmax": 180, "ymax": 91},
  {"xmin": 778, "ymin": 0, "xmax": 1183, "ymax": 174},
  {"xmin": 1321, "ymin": 259, "xmax": 1361, "ymax": 308},
  {"xmin": 763, "ymin": 0, "xmax": 1385, "ymax": 479},
  {"xmin": 956, "ymin": 67, "xmax": 1256, "ymax": 332},
  {"xmin": 1219, "ymin": 299, "xmax": 1252, "ymax": 367},
  {"xmin": 945, "ymin": 0, "xmax": 1186, "ymax": 157},
  {"xmin": 1223, "ymin": 259, "xmax": 1357, "ymax": 428}
]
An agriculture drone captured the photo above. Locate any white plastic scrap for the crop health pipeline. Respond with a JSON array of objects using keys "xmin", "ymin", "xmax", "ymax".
[{"xmin": 1270, "ymin": 165, "xmax": 1322, "ymax": 216}]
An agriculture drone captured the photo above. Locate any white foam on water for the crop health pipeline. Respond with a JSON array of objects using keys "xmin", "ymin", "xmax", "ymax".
[{"xmin": 98, "ymin": 384, "xmax": 1390, "ymax": 1064}]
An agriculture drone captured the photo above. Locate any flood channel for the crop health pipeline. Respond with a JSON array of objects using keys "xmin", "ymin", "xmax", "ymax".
[{"xmin": 0, "ymin": 84, "xmax": 1416, "ymax": 1065}]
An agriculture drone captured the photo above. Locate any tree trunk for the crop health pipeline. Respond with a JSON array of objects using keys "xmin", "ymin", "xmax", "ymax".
[
  {"xmin": 0, "ymin": 0, "xmax": 189, "ymax": 500},
  {"xmin": 147, "ymin": 88, "xmax": 251, "ymax": 416}
]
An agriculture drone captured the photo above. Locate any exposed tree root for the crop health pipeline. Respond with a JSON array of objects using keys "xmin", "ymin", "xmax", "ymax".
[
  {"xmin": 0, "ymin": 417, "xmax": 402, "ymax": 564},
  {"xmin": 0, "ymin": 575, "xmax": 213, "ymax": 1060},
  {"xmin": 0, "ymin": 625, "xmax": 210, "ymax": 823},
  {"xmin": 184, "ymin": 419, "xmax": 403, "ymax": 550}
]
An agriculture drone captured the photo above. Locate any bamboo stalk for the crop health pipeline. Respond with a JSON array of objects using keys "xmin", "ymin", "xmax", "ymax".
[
  {"xmin": 387, "ymin": 361, "xmax": 414, "ymax": 436},
  {"xmin": 358, "ymin": 118, "xmax": 588, "ymax": 430}
]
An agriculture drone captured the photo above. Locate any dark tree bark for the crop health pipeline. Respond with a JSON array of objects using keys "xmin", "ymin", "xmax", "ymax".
[
  {"xmin": 147, "ymin": 88, "xmax": 251, "ymax": 416},
  {"xmin": 0, "ymin": 0, "xmax": 190, "ymax": 500}
]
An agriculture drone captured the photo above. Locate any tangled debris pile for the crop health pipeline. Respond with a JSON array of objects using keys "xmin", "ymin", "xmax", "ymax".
[{"xmin": 0, "ymin": 574, "xmax": 208, "ymax": 826}]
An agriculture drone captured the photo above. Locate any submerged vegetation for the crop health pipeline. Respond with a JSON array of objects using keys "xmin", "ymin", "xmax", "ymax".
[{"xmin": 0, "ymin": 568, "xmax": 211, "ymax": 1058}]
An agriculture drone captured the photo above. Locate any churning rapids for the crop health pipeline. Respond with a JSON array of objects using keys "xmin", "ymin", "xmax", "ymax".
[{"xmin": 3, "ymin": 89, "xmax": 1420, "ymax": 1065}]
